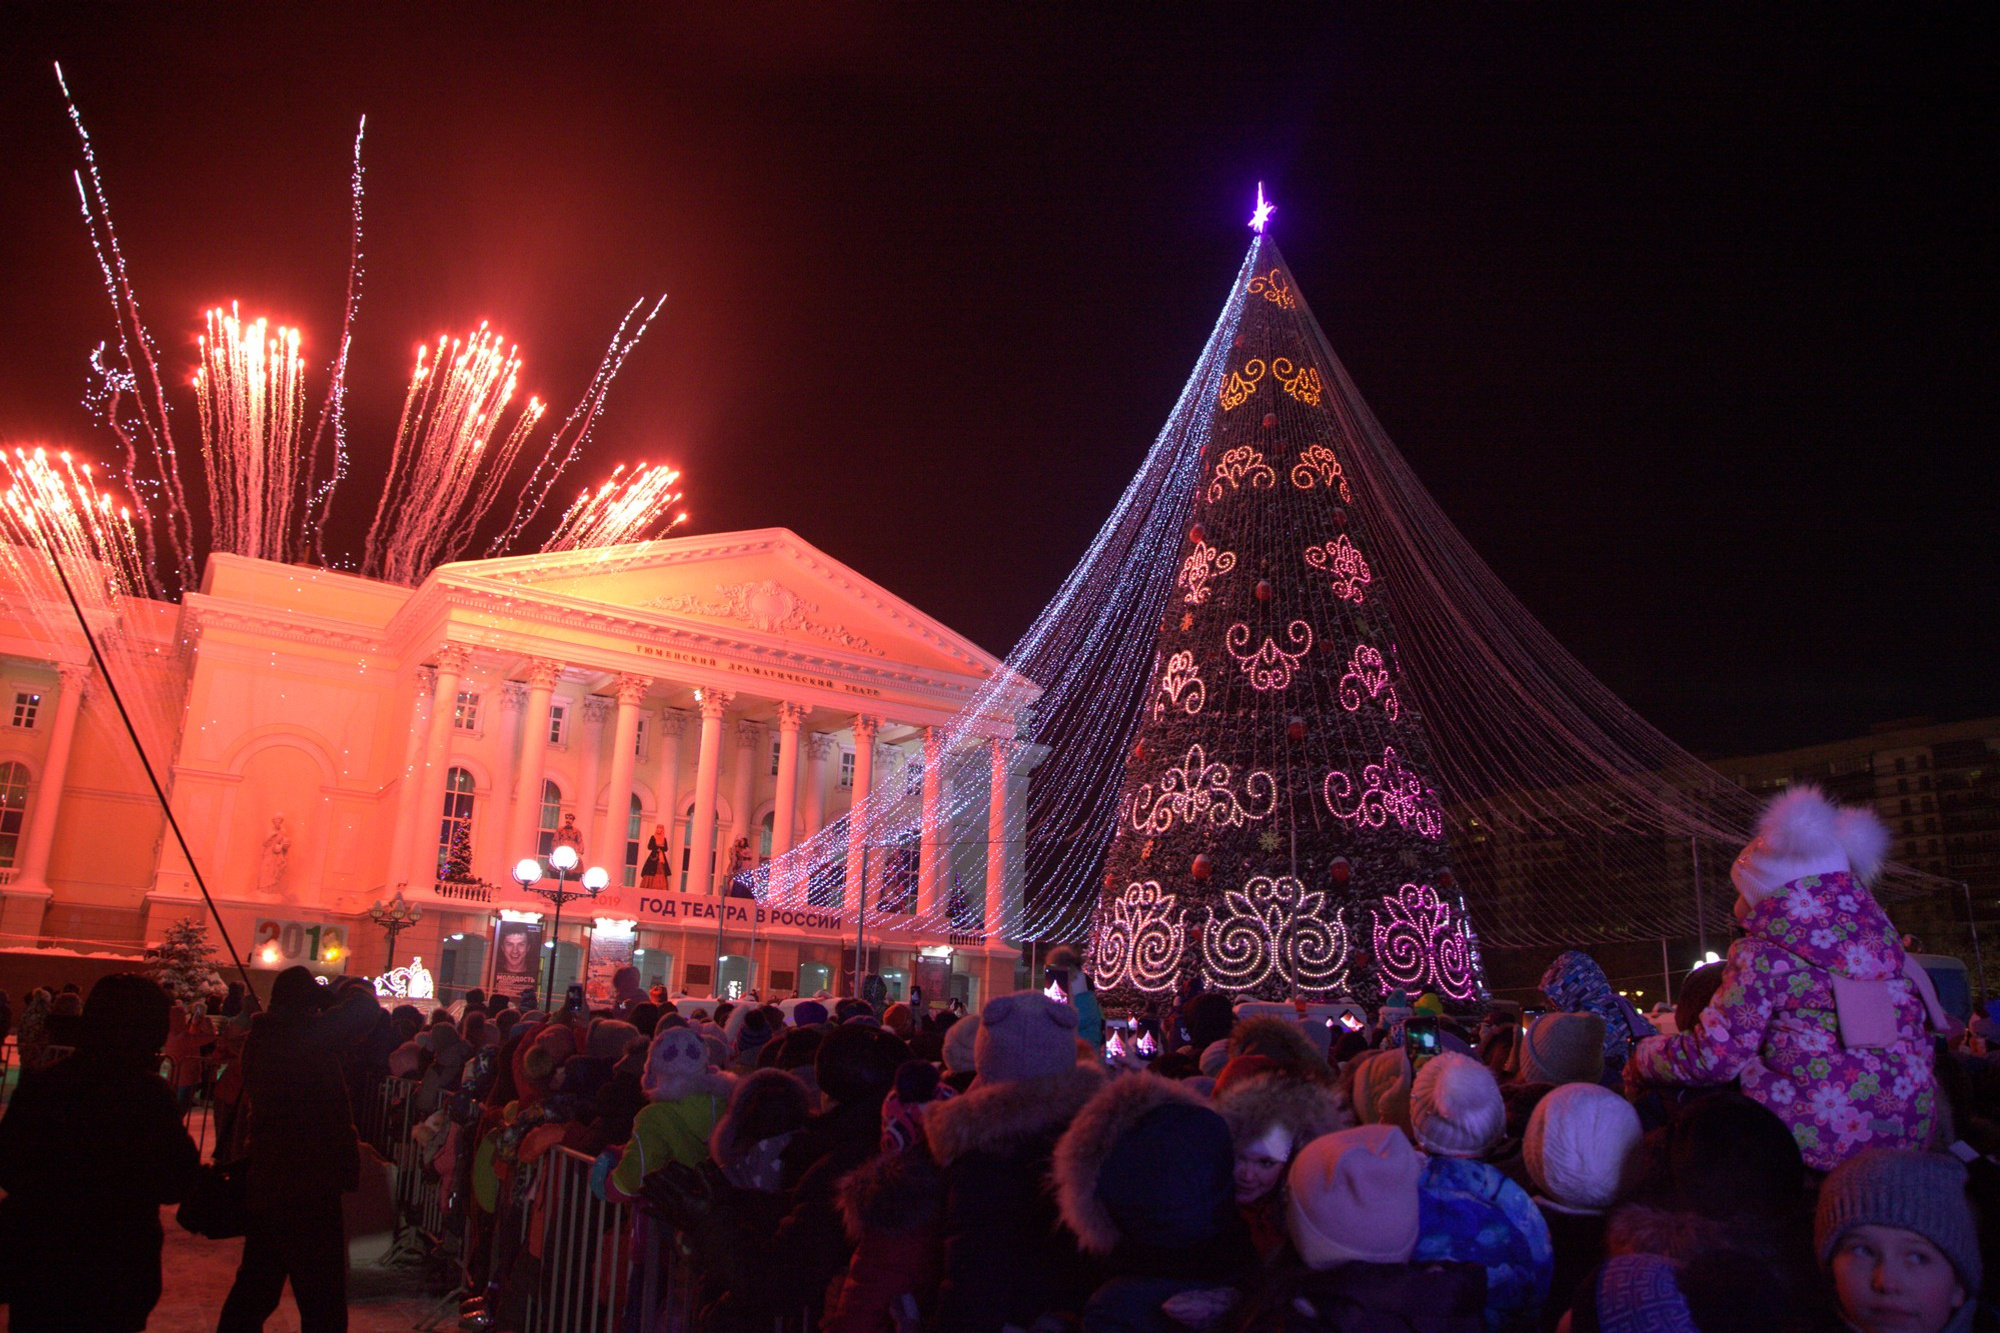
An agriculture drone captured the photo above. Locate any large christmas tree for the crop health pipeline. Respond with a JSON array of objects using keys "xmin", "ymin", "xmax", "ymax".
[{"xmin": 1089, "ymin": 225, "xmax": 1483, "ymax": 1009}]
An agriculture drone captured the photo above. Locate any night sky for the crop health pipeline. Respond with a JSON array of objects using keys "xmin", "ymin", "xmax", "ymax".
[{"xmin": 2, "ymin": 8, "xmax": 1991, "ymax": 759}]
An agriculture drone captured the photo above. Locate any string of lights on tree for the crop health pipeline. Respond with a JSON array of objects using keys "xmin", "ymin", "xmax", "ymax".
[{"xmin": 756, "ymin": 185, "xmax": 1952, "ymax": 968}]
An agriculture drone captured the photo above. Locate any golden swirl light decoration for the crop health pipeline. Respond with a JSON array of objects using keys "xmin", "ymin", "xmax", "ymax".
[
  {"xmin": 1248, "ymin": 268, "xmax": 1297, "ymax": 310},
  {"xmin": 1274, "ymin": 358, "xmax": 1323, "ymax": 407},
  {"xmin": 1291, "ymin": 442, "xmax": 1354, "ymax": 503},
  {"xmin": 1206, "ymin": 444, "xmax": 1277, "ymax": 502},
  {"xmin": 1218, "ymin": 358, "xmax": 1266, "ymax": 411},
  {"xmin": 1177, "ymin": 539, "xmax": 1237, "ymax": 605},
  {"xmin": 1129, "ymin": 743, "xmax": 1277, "ymax": 835}
]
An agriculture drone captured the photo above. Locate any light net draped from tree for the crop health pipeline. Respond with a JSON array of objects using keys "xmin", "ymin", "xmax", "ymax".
[{"xmin": 756, "ymin": 234, "xmax": 1945, "ymax": 967}]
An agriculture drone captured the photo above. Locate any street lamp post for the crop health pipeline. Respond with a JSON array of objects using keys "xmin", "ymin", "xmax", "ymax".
[
  {"xmin": 512, "ymin": 845, "xmax": 609, "ymax": 1014},
  {"xmin": 368, "ymin": 890, "xmax": 424, "ymax": 972}
]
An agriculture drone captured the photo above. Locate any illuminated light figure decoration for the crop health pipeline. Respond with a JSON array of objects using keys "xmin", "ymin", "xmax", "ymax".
[
  {"xmin": 1323, "ymin": 746, "xmax": 1446, "ymax": 840},
  {"xmin": 1372, "ymin": 883, "xmax": 1476, "ymax": 1001},
  {"xmin": 1152, "ymin": 650, "xmax": 1206, "ymax": 721},
  {"xmin": 1177, "ymin": 539, "xmax": 1237, "ymax": 605},
  {"xmin": 1217, "ymin": 358, "xmax": 1266, "ymax": 411},
  {"xmin": 1206, "ymin": 445, "xmax": 1277, "ymax": 502},
  {"xmin": 373, "ymin": 956, "xmax": 437, "ymax": 1001},
  {"xmin": 1273, "ymin": 358, "xmax": 1324, "ymax": 407},
  {"xmin": 1304, "ymin": 534, "xmax": 1372, "ymax": 605},
  {"xmin": 1338, "ymin": 643, "xmax": 1400, "ymax": 721},
  {"xmin": 1226, "ymin": 619, "xmax": 1313, "ymax": 691},
  {"xmin": 1292, "ymin": 442, "xmax": 1355, "ymax": 503},
  {"xmin": 1202, "ymin": 874, "xmax": 1353, "ymax": 992},
  {"xmin": 1128, "ymin": 743, "xmax": 1277, "ymax": 836},
  {"xmin": 1093, "ymin": 881, "xmax": 1186, "ymax": 993}
]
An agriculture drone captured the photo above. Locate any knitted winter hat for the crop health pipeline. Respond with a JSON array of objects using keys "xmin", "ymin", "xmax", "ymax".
[
  {"xmin": 1349, "ymin": 1048, "xmax": 1413, "ymax": 1132},
  {"xmin": 816, "ymin": 1022, "xmax": 907, "ymax": 1106},
  {"xmin": 790, "ymin": 1000, "xmax": 828, "ymax": 1027},
  {"xmin": 1521, "ymin": 1012, "xmax": 1608, "ymax": 1087},
  {"xmin": 882, "ymin": 1002, "xmax": 914, "ymax": 1036},
  {"xmin": 1577, "ymin": 1254, "xmax": 1696, "ymax": 1333},
  {"xmin": 1409, "ymin": 1052, "xmax": 1505, "ymax": 1158},
  {"xmin": 1732, "ymin": 785, "xmax": 1890, "ymax": 906},
  {"xmin": 942, "ymin": 1013, "xmax": 979, "ymax": 1073},
  {"xmin": 1286, "ymin": 1125, "xmax": 1423, "ymax": 1269},
  {"xmin": 588, "ymin": 1018, "xmax": 640, "ymax": 1062},
  {"xmin": 974, "ymin": 992, "xmax": 1078, "ymax": 1084},
  {"xmin": 1815, "ymin": 1149, "xmax": 1981, "ymax": 1292},
  {"xmin": 270, "ymin": 965, "xmax": 325, "ymax": 1013},
  {"xmin": 1199, "ymin": 1039, "xmax": 1233, "ymax": 1077},
  {"xmin": 1525, "ymin": 1082, "xmax": 1643, "ymax": 1212},
  {"xmin": 641, "ymin": 1026, "xmax": 708, "ymax": 1101}
]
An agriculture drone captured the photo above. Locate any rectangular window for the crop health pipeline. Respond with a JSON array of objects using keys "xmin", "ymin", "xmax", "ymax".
[
  {"xmin": 771, "ymin": 737, "xmax": 782, "ymax": 777},
  {"xmin": 10, "ymin": 692, "xmax": 40, "ymax": 730},
  {"xmin": 840, "ymin": 751, "xmax": 855, "ymax": 789},
  {"xmin": 453, "ymin": 691, "xmax": 481, "ymax": 731},
  {"xmin": 634, "ymin": 715, "xmax": 649, "ymax": 757},
  {"xmin": 547, "ymin": 702, "xmax": 568, "ymax": 746}
]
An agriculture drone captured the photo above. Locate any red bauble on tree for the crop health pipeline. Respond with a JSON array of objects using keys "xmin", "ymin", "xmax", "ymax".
[
  {"xmin": 1262, "ymin": 412, "xmax": 1277, "ymax": 429},
  {"xmin": 1330, "ymin": 856, "xmax": 1352, "ymax": 885},
  {"xmin": 1191, "ymin": 853, "xmax": 1213, "ymax": 881},
  {"xmin": 1287, "ymin": 715, "xmax": 1306, "ymax": 742},
  {"xmin": 1255, "ymin": 579, "xmax": 1273, "ymax": 603},
  {"xmin": 1189, "ymin": 522, "xmax": 1206, "ymax": 545}
]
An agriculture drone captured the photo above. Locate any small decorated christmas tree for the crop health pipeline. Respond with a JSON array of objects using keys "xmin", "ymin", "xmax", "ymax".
[
  {"xmin": 440, "ymin": 820, "xmax": 474, "ymax": 882},
  {"xmin": 147, "ymin": 914, "xmax": 224, "ymax": 1002}
]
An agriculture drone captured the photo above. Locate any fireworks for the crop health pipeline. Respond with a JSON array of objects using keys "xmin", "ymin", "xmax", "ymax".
[
  {"xmin": 363, "ymin": 327, "xmax": 547, "ymax": 585},
  {"xmin": 193, "ymin": 305, "xmax": 310, "ymax": 564},
  {"xmin": 52, "ymin": 65, "xmax": 685, "ymax": 594},
  {"xmin": 540, "ymin": 462, "xmax": 688, "ymax": 553},
  {"xmin": 0, "ymin": 446, "xmax": 147, "ymax": 604}
]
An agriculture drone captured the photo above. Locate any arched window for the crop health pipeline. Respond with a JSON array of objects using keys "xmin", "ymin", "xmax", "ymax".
[
  {"xmin": 0, "ymin": 761, "xmax": 31, "ymax": 869},
  {"xmin": 436, "ymin": 766, "xmax": 476, "ymax": 881},
  {"xmin": 623, "ymin": 793, "xmax": 643, "ymax": 887},
  {"xmin": 758, "ymin": 811, "xmax": 775, "ymax": 864},
  {"xmin": 536, "ymin": 779, "xmax": 562, "ymax": 861},
  {"xmin": 681, "ymin": 806, "xmax": 721, "ymax": 885}
]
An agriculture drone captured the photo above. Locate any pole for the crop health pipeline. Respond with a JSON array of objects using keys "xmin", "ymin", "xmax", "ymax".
[
  {"xmin": 1659, "ymin": 937, "xmax": 1673, "ymax": 1008},
  {"xmin": 45, "ymin": 550, "xmax": 254, "ymax": 990},
  {"xmin": 1964, "ymin": 881, "xmax": 1988, "ymax": 1001},
  {"xmin": 542, "ymin": 867, "xmax": 568, "ymax": 1014},
  {"xmin": 855, "ymin": 843, "xmax": 868, "ymax": 994},
  {"xmin": 1691, "ymin": 836, "xmax": 1708, "ymax": 960}
]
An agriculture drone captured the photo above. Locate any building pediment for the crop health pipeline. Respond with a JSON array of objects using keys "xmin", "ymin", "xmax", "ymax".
[{"xmin": 434, "ymin": 529, "xmax": 998, "ymax": 680}]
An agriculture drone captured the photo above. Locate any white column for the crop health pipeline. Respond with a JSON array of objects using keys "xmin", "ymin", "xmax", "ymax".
[
  {"xmin": 654, "ymin": 709, "xmax": 689, "ymax": 881},
  {"xmin": 509, "ymin": 659, "xmax": 562, "ymax": 865},
  {"xmin": 917, "ymin": 726, "xmax": 945, "ymax": 919},
  {"xmin": 577, "ymin": 695, "xmax": 611, "ymax": 857},
  {"xmin": 603, "ymin": 674, "xmax": 651, "ymax": 880},
  {"xmin": 802, "ymin": 733, "xmax": 834, "ymax": 840},
  {"xmin": 729, "ymin": 720, "xmax": 762, "ymax": 870},
  {"xmin": 843, "ymin": 715, "xmax": 881, "ymax": 910},
  {"xmin": 770, "ymin": 703, "xmax": 806, "ymax": 861},
  {"xmin": 407, "ymin": 644, "xmax": 470, "ymax": 890},
  {"xmin": 11, "ymin": 665, "xmax": 89, "ymax": 893},
  {"xmin": 986, "ymin": 739, "xmax": 1016, "ymax": 944},
  {"xmin": 687, "ymin": 690, "xmax": 732, "ymax": 896},
  {"xmin": 387, "ymin": 667, "xmax": 435, "ymax": 889}
]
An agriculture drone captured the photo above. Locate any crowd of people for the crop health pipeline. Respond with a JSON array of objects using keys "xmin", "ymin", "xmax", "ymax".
[{"xmin": 0, "ymin": 786, "xmax": 1996, "ymax": 1333}]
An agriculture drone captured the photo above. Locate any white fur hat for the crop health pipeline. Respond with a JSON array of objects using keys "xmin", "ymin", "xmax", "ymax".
[
  {"xmin": 1524, "ymin": 1082, "xmax": 1643, "ymax": 1213},
  {"xmin": 1730, "ymin": 785, "xmax": 1890, "ymax": 907}
]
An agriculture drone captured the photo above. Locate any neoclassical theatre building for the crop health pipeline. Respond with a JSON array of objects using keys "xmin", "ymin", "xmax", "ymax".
[{"xmin": 0, "ymin": 529, "xmax": 1039, "ymax": 1007}]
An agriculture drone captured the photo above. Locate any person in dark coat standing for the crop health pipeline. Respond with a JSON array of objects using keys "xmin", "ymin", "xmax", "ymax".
[
  {"xmin": 0, "ymin": 972, "xmax": 200, "ymax": 1333},
  {"xmin": 922, "ymin": 991, "xmax": 1106, "ymax": 1332},
  {"xmin": 217, "ymin": 968, "xmax": 381, "ymax": 1333}
]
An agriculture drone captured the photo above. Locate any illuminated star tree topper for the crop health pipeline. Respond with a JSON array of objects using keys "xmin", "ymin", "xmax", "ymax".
[{"xmin": 1250, "ymin": 182, "xmax": 1276, "ymax": 234}]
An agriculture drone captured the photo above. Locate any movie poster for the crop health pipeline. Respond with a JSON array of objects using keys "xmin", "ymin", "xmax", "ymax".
[{"xmin": 492, "ymin": 919, "xmax": 544, "ymax": 1007}]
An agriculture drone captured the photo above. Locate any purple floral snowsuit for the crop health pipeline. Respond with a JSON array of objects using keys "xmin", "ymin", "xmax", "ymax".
[{"xmin": 1626, "ymin": 870, "xmax": 1937, "ymax": 1172}]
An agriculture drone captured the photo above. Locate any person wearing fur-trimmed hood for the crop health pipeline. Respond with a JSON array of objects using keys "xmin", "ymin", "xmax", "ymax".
[
  {"xmin": 1624, "ymin": 787, "xmax": 1944, "ymax": 1172},
  {"xmin": 1214, "ymin": 1061, "xmax": 1353, "ymax": 1260},
  {"xmin": 923, "ymin": 991, "xmax": 1105, "ymax": 1332},
  {"xmin": 1054, "ymin": 1072, "xmax": 1258, "ymax": 1333}
]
